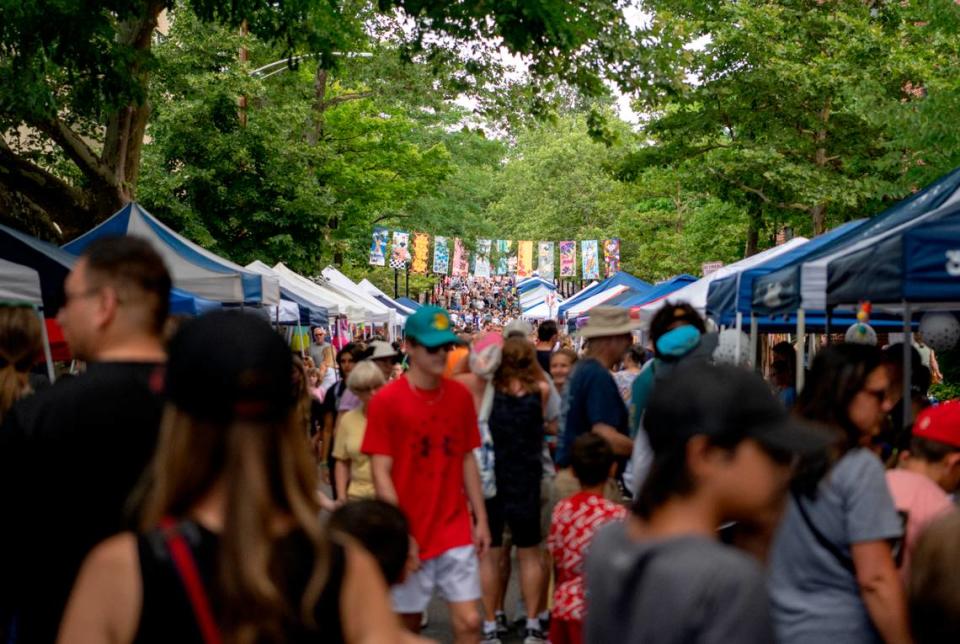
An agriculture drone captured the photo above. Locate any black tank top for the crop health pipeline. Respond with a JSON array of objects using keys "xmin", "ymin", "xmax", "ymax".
[{"xmin": 134, "ymin": 520, "xmax": 345, "ymax": 644}]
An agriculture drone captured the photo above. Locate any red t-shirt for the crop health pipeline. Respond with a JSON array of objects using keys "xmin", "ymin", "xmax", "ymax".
[
  {"xmin": 362, "ymin": 375, "xmax": 480, "ymax": 560},
  {"xmin": 548, "ymin": 491, "xmax": 627, "ymax": 621}
]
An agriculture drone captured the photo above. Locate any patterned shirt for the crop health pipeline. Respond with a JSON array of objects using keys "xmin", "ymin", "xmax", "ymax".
[{"xmin": 548, "ymin": 491, "xmax": 627, "ymax": 621}]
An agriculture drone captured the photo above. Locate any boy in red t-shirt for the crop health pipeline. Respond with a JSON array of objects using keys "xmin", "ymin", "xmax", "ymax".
[
  {"xmin": 547, "ymin": 433, "xmax": 627, "ymax": 644},
  {"xmin": 363, "ymin": 305, "xmax": 491, "ymax": 643}
]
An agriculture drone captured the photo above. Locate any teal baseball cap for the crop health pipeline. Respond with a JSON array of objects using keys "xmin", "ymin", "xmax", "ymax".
[{"xmin": 405, "ymin": 305, "xmax": 462, "ymax": 348}]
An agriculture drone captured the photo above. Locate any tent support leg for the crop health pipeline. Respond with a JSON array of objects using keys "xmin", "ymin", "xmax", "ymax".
[
  {"xmin": 903, "ymin": 301, "xmax": 913, "ymax": 427},
  {"xmin": 735, "ymin": 312, "xmax": 743, "ymax": 366},
  {"xmin": 749, "ymin": 313, "xmax": 758, "ymax": 372},
  {"xmin": 37, "ymin": 308, "xmax": 56, "ymax": 384},
  {"xmin": 796, "ymin": 309, "xmax": 806, "ymax": 393},
  {"xmin": 825, "ymin": 306, "xmax": 833, "ymax": 345}
]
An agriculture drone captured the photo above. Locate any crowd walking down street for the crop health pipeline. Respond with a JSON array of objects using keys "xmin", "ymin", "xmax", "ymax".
[{"xmin": 2, "ymin": 239, "xmax": 960, "ymax": 644}]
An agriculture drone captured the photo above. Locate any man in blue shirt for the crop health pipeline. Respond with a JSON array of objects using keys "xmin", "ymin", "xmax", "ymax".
[{"xmin": 556, "ymin": 307, "xmax": 637, "ymax": 470}]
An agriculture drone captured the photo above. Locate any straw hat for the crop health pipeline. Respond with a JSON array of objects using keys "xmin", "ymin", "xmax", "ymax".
[{"xmin": 578, "ymin": 306, "xmax": 641, "ymax": 338}]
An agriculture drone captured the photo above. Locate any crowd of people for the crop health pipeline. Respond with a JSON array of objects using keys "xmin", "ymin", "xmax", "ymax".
[
  {"xmin": 1, "ymin": 235, "xmax": 960, "ymax": 644},
  {"xmin": 430, "ymin": 276, "xmax": 522, "ymax": 332}
]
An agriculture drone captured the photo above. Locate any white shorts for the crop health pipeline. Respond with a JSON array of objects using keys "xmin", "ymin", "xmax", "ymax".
[{"xmin": 390, "ymin": 544, "xmax": 481, "ymax": 613}]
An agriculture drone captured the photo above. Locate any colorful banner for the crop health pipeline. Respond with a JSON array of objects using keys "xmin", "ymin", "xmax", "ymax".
[
  {"xmin": 411, "ymin": 232, "xmax": 430, "ymax": 274},
  {"xmin": 495, "ymin": 240, "xmax": 512, "ymax": 275},
  {"xmin": 517, "ymin": 241, "xmax": 534, "ymax": 278},
  {"xmin": 452, "ymin": 238, "xmax": 470, "ymax": 277},
  {"xmin": 369, "ymin": 226, "xmax": 389, "ymax": 266},
  {"xmin": 475, "ymin": 239, "xmax": 492, "ymax": 278},
  {"xmin": 433, "ymin": 236, "xmax": 449, "ymax": 274},
  {"xmin": 559, "ymin": 241, "xmax": 576, "ymax": 277},
  {"xmin": 390, "ymin": 231, "xmax": 410, "ymax": 269},
  {"xmin": 582, "ymin": 240, "xmax": 600, "ymax": 280},
  {"xmin": 603, "ymin": 238, "xmax": 621, "ymax": 277},
  {"xmin": 537, "ymin": 242, "xmax": 554, "ymax": 279}
]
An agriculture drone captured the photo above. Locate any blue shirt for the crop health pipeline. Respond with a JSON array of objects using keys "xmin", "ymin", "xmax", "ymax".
[{"xmin": 555, "ymin": 358, "xmax": 629, "ymax": 468}]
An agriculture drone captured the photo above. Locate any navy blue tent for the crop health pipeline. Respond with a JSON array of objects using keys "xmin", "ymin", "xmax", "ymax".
[
  {"xmin": 752, "ymin": 166, "xmax": 960, "ymax": 315},
  {"xmin": 812, "ymin": 200, "xmax": 960, "ymax": 310},
  {"xmin": 901, "ymin": 208, "xmax": 960, "ymax": 303},
  {"xmin": 558, "ymin": 272, "xmax": 652, "ymax": 318},
  {"xmin": 706, "ymin": 220, "xmax": 864, "ymax": 323}
]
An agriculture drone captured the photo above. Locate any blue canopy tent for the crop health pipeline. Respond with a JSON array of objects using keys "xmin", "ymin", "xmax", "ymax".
[
  {"xmin": 610, "ymin": 274, "xmax": 698, "ymax": 308},
  {"xmin": 396, "ymin": 297, "xmax": 421, "ymax": 311},
  {"xmin": 558, "ymin": 272, "xmax": 652, "ymax": 319},
  {"xmin": 753, "ymin": 166, "xmax": 960, "ymax": 317},
  {"xmin": 63, "ymin": 203, "xmax": 280, "ymax": 306},
  {"xmin": 903, "ymin": 213, "xmax": 960, "ymax": 303},
  {"xmin": 707, "ymin": 220, "xmax": 865, "ymax": 329}
]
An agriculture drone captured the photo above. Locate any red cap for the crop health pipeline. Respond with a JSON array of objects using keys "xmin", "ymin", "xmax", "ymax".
[{"xmin": 912, "ymin": 401, "xmax": 960, "ymax": 448}]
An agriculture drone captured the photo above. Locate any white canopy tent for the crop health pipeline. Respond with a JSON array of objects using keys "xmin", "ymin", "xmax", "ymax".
[
  {"xmin": 358, "ymin": 279, "xmax": 417, "ymax": 316},
  {"xmin": 271, "ymin": 263, "xmax": 369, "ymax": 322},
  {"xmin": 321, "ymin": 267, "xmax": 399, "ymax": 326}
]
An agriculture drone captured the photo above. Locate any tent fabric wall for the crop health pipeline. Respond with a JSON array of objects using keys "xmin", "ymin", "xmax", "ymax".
[
  {"xmin": 0, "ymin": 257, "xmax": 44, "ymax": 307},
  {"xmin": 246, "ymin": 261, "xmax": 329, "ymax": 326},
  {"xmin": 63, "ymin": 203, "xmax": 280, "ymax": 305},
  {"xmin": 904, "ymin": 214, "xmax": 960, "ymax": 302}
]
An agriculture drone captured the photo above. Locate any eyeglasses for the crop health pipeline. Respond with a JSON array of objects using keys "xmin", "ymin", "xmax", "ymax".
[
  {"xmin": 862, "ymin": 387, "xmax": 888, "ymax": 404},
  {"xmin": 63, "ymin": 287, "xmax": 101, "ymax": 305}
]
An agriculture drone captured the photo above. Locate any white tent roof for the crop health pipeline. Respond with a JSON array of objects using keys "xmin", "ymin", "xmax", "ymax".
[
  {"xmin": 246, "ymin": 260, "xmax": 334, "ymax": 318},
  {"xmin": 272, "ymin": 263, "xmax": 370, "ymax": 322},
  {"xmin": 522, "ymin": 298, "xmax": 563, "ymax": 320},
  {"xmin": 0, "ymin": 257, "xmax": 43, "ymax": 307},
  {"xmin": 358, "ymin": 279, "xmax": 416, "ymax": 316},
  {"xmin": 321, "ymin": 267, "xmax": 398, "ymax": 325},
  {"xmin": 638, "ymin": 237, "xmax": 810, "ymax": 323}
]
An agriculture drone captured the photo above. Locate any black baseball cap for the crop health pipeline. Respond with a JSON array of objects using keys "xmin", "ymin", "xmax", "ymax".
[
  {"xmin": 165, "ymin": 310, "xmax": 295, "ymax": 424},
  {"xmin": 644, "ymin": 363, "xmax": 830, "ymax": 457}
]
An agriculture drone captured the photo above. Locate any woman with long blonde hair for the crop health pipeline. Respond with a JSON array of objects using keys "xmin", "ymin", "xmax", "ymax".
[{"xmin": 58, "ymin": 311, "xmax": 403, "ymax": 644}]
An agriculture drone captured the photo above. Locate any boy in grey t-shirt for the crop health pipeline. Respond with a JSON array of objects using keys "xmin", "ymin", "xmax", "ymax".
[{"xmin": 585, "ymin": 364, "xmax": 829, "ymax": 643}]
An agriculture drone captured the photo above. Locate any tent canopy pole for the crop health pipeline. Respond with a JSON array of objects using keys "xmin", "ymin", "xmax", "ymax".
[
  {"xmin": 903, "ymin": 301, "xmax": 913, "ymax": 427},
  {"xmin": 796, "ymin": 309, "xmax": 806, "ymax": 392}
]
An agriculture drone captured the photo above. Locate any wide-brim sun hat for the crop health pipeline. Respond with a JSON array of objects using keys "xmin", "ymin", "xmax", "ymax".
[
  {"xmin": 577, "ymin": 305, "xmax": 642, "ymax": 339},
  {"xmin": 366, "ymin": 340, "xmax": 399, "ymax": 360}
]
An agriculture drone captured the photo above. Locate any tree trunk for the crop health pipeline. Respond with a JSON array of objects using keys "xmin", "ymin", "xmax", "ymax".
[
  {"xmin": 745, "ymin": 204, "xmax": 761, "ymax": 256},
  {"xmin": 810, "ymin": 203, "xmax": 827, "ymax": 235}
]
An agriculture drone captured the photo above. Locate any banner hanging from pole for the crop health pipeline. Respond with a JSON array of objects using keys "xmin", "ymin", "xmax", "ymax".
[
  {"xmin": 452, "ymin": 238, "xmax": 470, "ymax": 277},
  {"xmin": 433, "ymin": 236, "xmax": 449, "ymax": 274},
  {"xmin": 603, "ymin": 238, "xmax": 621, "ymax": 277},
  {"xmin": 369, "ymin": 227, "xmax": 388, "ymax": 266},
  {"xmin": 559, "ymin": 241, "xmax": 576, "ymax": 277},
  {"xmin": 517, "ymin": 241, "xmax": 534, "ymax": 278},
  {"xmin": 537, "ymin": 242, "xmax": 554, "ymax": 279},
  {"xmin": 495, "ymin": 240, "xmax": 512, "ymax": 275},
  {"xmin": 411, "ymin": 232, "xmax": 430, "ymax": 274},
  {"xmin": 390, "ymin": 231, "xmax": 410, "ymax": 269},
  {"xmin": 582, "ymin": 240, "xmax": 600, "ymax": 280},
  {"xmin": 475, "ymin": 239, "xmax": 492, "ymax": 278}
]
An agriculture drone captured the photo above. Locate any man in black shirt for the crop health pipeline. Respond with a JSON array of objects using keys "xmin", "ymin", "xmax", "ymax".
[
  {"xmin": 0, "ymin": 236, "xmax": 171, "ymax": 643},
  {"xmin": 535, "ymin": 319, "xmax": 558, "ymax": 373}
]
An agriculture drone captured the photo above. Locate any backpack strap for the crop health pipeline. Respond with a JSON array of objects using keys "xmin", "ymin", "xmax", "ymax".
[{"xmin": 160, "ymin": 518, "xmax": 223, "ymax": 644}]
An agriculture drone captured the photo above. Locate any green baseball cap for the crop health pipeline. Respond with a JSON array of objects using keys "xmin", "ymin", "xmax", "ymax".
[{"xmin": 405, "ymin": 305, "xmax": 461, "ymax": 348}]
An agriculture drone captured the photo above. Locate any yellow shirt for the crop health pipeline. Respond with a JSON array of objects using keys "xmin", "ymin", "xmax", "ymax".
[{"xmin": 331, "ymin": 408, "xmax": 375, "ymax": 500}]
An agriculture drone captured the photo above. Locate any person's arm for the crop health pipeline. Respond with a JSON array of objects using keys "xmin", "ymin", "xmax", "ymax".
[
  {"xmin": 591, "ymin": 423, "xmax": 633, "ymax": 456},
  {"xmin": 463, "ymin": 452, "xmax": 491, "ymax": 560},
  {"xmin": 339, "ymin": 542, "xmax": 413, "ymax": 644},
  {"xmin": 57, "ymin": 533, "xmax": 140, "ymax": 644},
  {"xmin": 851, "ymin": 540, "xmax": 911, "ymax": 644},
  {"xmin": 334, "ymin": 459, "xmax": 351, "ymax": 501},
  {"xmin": 371, "ymin": 454, "xmax": 399, "ymax": 505}
]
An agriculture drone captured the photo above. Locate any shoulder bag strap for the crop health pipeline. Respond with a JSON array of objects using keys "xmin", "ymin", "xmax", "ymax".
[
  {"xmin": 160, "ymin": 518, "xmax": 223, "ymax": 644},
  {"xmin": 790, "ymin": 491, "xmax": 855, "ymax": 574}
]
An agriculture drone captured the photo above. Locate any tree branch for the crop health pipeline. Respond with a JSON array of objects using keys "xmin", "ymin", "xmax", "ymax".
[
  {"xmin": 708, "ymin": 167, "xmax": 810, "ymax": 212},
  {"xmin": 0, "ymin": 138, "xmax": 89, "ymax": 232},
  {"xmin": 36, "ymin": 116, "xmax": 116, "ymax": 188},
  {"xmin": 318, "ymin": 91, "xmax": 376, "ymax": 111}
]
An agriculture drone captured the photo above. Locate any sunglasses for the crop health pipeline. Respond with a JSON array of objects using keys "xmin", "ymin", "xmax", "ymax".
[{"xmin": 423, "ymin": 343, "xmax": 456, "ymax": 355}]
